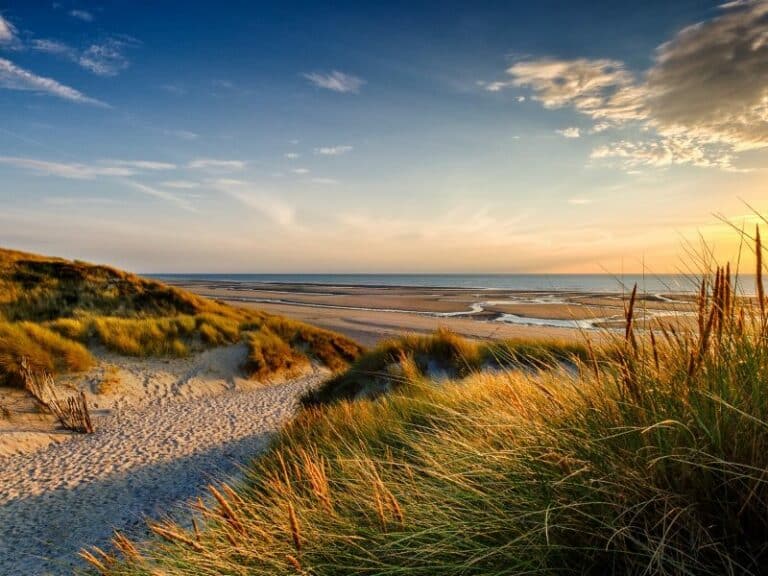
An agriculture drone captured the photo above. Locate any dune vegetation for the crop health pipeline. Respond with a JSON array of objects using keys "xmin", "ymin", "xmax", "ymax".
[
  {"xmin": 304, "ymin": 327, "xmax": 591, "ymax": 406},
  {"xmin": 80, "ymin": 230, "xmax": 768, "ymax": 575},
  {"xmin": 0, "ymin": 248, "xmax": 363, "ymax": 387}
]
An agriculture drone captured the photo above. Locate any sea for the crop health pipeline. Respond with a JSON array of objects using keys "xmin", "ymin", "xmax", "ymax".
[{"xmin": 150, "ymin": 273, "xmax": 760, "ymax": 296}]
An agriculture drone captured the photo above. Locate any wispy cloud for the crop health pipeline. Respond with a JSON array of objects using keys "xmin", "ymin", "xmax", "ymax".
[
  {"xmin": 590, "ymin": 135, "xmax": 736, "ymax": 170},
  {"xmin": 45, "ymin": 195, "xmax": 125, "ymax": 206},
  {"xmin": 123, "ymin": 180, "xmax": 196, "ymax": 212},
  {"xmin": 188, "ymin": 158, "xmax": 246, "ymax": 171},
  {"xmin": 0, "ymin": 13, "xmax": 17, "ymax": 43},
  {"xmin": 310, "ymin": 177, "xmax": 338, "ymax": 185},
  {"xmin": 79, "ymin": 37, "xmax": 136, "ymax": 76},
  {"xmin": 0, "ymin": 157, "xmax": 175, "ymax": 179},
  {"xmin": 490, "ymin": 1, "xmax": 768, "ymax": 170},
  {"xmin": 314, "ymin": 145, "xmax": 353, "ymax": 156},
  {"xmin": 291, "ymin": 168, "xmax": 309, "ymax": 174},
  {"xmin": 69, "ymin": 9, "xmax": 94, "ymax": 22},
  {"xmin": 210, "ymin": 179, "xmax": 296, "ymax": 227},
  {"xmin": 161, "ymin": 180, "xmax": 200, "ymax": 189},
  {"xmin": 0, "ymin": 58, "xmax": 107, "ymax": 106},
  {"xmin": 32, "ymin": 36, "xmax": 137, "ymax": 77},
  {"xmin": 556, "ymin": 127, "xmax": 581, "ymax": 138},
  {"xmin": 284, "ymin": 152, "xmax": 300, "ymax": 159},
  {"xmin": 31, "ymin": 39, "xmax": 72, "ymax": 55},
  {"xmin": 108, "ymin": 160, "xmax": 176, "ymax": 170},
  {"xmin": 303, "ymin": 70, "xmax": 364, "ymax": 93},
  {"xmin": 479, "ymin": 80, "xmax": 509, "ymax": 92}
]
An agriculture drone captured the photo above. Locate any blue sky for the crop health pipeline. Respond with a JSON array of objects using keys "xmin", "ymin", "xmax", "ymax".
[{"xmin": 0, "ymin": 1, "xmax": 766, "ymax": 273}]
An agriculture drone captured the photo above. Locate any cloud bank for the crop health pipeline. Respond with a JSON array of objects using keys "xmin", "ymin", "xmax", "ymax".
[{"xmin": 494, "ymin": 1, "xmax": 768, "ymax": 170}]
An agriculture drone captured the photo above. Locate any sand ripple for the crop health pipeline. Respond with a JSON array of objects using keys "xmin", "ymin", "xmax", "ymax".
[{"xmin": 0, "ymin": 372, "xmax": 323, "ymax": 575}]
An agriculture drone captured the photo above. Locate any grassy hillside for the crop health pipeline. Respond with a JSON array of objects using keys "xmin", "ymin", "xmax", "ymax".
[
  {"xmin": 0, "ymin": 248, "xmax": 363, "ymax": 386},
  {"xmin": 83, "ymin": 241, "xmax": 768, "ymax": 575}
]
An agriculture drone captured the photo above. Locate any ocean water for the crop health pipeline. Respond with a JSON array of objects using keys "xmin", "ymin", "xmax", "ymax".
[{"xmin": 149, "ymin": 273, "xmax": 759, "ymax": 295}]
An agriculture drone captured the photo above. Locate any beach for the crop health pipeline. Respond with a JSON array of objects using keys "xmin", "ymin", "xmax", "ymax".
[
  {"xmin": 169, "ymin": 279, "xmax": 698, "ymax": 346},
  {"xmin": 0, "ymin": 344, "xmax": 328, "ymax": 574}
]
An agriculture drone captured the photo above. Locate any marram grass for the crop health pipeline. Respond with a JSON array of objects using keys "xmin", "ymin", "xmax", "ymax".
[
  {"xmin": 0, "ymin": 248, "xmax": 363, "ymax": 386},
  {"xmin": 83, "ymin": 229, "xmax": 768, "ymax": 575}
]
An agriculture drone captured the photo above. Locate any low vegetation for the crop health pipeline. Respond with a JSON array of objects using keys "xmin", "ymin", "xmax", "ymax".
[
  {"xmin": 83, "ymin": 229, "xmax": 768, "ymax": 575},
  {"xmin": 304, "ymin": 327, "xmax": 590, "ymax": 405},
  {"xmin": 0, "ymin": 248, "xmax": 363, "ymax": 387}
]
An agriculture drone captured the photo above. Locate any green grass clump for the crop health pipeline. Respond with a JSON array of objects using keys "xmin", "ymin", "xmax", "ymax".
[
  {"xmin": 263, "ymin": 316, "xmax": 364, "ymax": 372},
  {"xmin": 87, "ymin": 235, "xmax": 768, "ymax": 575},
  {"xmin": 90, "ymin": 316, "xmax": 198, "ymax": 357},
  {"xmin": 244, "ymin": 329, "xmax": 310, "ymax": 379}
]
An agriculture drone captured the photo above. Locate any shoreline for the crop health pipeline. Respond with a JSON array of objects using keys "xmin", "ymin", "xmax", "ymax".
[
  {"xmin": 151, "ymin": 274, "xmax": 706, "ymax": 294},
  {"xmin": 169, "ymin": 280, "xmax": 698, "ymax": 346}
]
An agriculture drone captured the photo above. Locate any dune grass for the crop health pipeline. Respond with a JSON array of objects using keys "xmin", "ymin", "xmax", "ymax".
[
  {"xmin": 0, "ymin": 321, "xmax": 93, "ymax": 385},
  {"xmin": 83, "ymin": 229, "xmax": 768, "ymax": 576},
  {"xmin": 0, "ymin": 248, "xmax": 363, "ymax": 386},
  {"xmin": 304, "ymin": 327, "xmax": 590, "ymax": 405}
]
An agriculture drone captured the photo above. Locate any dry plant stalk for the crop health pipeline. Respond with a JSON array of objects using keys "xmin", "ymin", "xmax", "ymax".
[
  {"xmin": 302, "ymin": 451, "xmax": 333, "ymax": 512},
  {"xmin": 19, "ymin": 357, "xmax": 94, "ymax": 433},
  {"xmin": 758, "ymin": 225, "xmax": 765, "ymax": 321},
  {"xmin": 208, "ymin": 484, "xmax": 246, "ymax": 535},
  {"xmin": 79, "ymin": 550, "xmax": 108, "ymax": 574},
  {"xmin": 149, "ymin": 522, "xmax": 205, "ymax": 552},
  {"xmin": 624, "ymin": 283, "xmax": 638, "ymax": 346},
  {"xmin": 287, "ymin": 501, "xmax": 302, "ymax": 552},
  {"xmin": 286, "ymin": 553, "xmax": 303, "ymax": 573},
  {"xmin": 620, "ymin": 284, "xmax": 641, "ymax": 401},
  {"xmin": 112, "ymin": 531, "xmax": 142, "ymax": 562}
]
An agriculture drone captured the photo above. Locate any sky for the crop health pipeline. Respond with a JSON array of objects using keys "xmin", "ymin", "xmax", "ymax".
[{"xmin": 0, "ymin": 0, "xmax": 766, "ymax": 274}]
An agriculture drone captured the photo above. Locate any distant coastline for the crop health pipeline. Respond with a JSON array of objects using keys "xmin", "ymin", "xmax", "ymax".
[{"xmin": 150, "ymin": 273, "xmax": 759, "ymax": 296}]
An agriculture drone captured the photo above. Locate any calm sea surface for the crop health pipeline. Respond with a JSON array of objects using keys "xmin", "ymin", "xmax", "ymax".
[{"xmin": 149, "ymin": 273, "xmax": 760, "ymax": 295}]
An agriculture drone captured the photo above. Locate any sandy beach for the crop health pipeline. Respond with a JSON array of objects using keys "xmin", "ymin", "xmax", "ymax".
[
  {"xmin": 170, "ymin": 280, "xmax": 697, "ymax": 347},
  {"xmin": 0, "ymin": 344, "xmax": 327, "ymax": 575}
]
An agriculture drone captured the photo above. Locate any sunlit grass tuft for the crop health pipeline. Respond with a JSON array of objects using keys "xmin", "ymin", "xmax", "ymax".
[
  {"xmin": 304, "ymin": 326, "xmax": 589, "ymax": 405},
  {"xmin": 0, "ymin": 321, "xmax": 93, "ymax": 384}
]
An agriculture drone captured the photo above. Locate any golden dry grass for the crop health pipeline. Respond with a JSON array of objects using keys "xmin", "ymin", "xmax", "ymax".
[{"xmin": 86, "ymin": 228, "xmax": 768, "ymax": 576}]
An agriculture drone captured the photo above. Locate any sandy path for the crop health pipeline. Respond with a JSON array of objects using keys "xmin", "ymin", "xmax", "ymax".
[{"xmin": 0, "ymin": 371, "xmax": 324, "ymax": 575}]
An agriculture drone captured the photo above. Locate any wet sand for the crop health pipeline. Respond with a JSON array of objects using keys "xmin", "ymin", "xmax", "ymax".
[{"xmin": 171, "ymin": 281, "xmax": 697, "ymax": 347}]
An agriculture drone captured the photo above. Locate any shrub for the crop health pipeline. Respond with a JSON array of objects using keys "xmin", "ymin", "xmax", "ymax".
[{"xmin": 243, "ymin": 329, "xmax": 310, "ymax": 380}]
